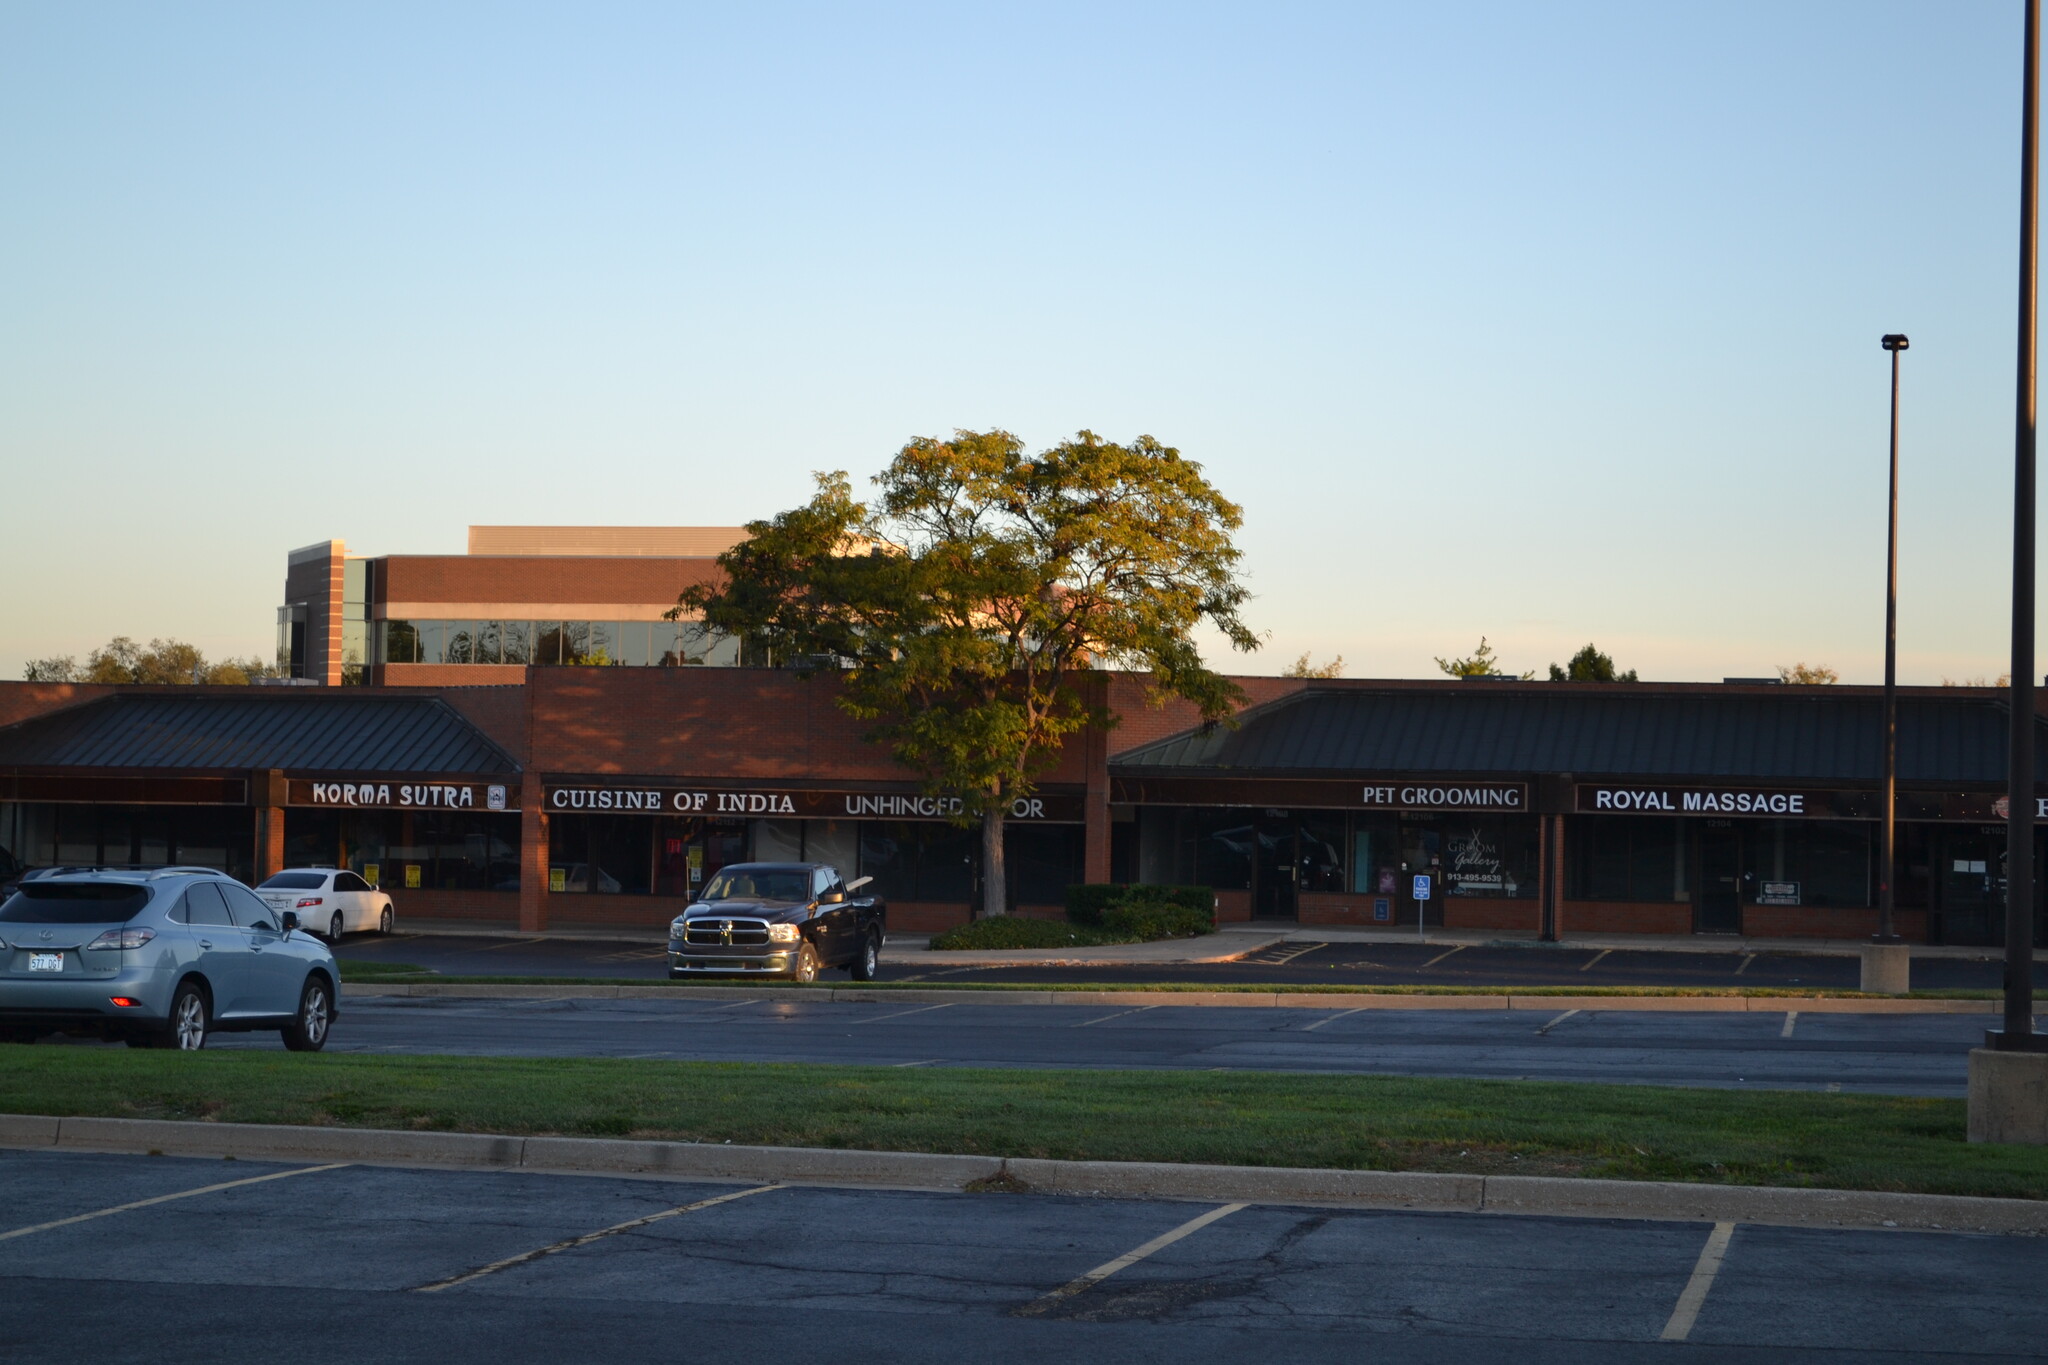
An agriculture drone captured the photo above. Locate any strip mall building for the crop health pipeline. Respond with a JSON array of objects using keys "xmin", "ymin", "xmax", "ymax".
[{"xmin": 2, "ymin": 669, "xmax": 2044, "ymax": 946}]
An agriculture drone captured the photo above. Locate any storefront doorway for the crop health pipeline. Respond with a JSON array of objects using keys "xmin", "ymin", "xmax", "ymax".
[
  {"xmin": 1252, "ymin": 812, "xmax": 1296, "ymax": 918},
  {"xmin": 1695, "ymin": 824, "xmax": 1742, "ymax": 934}
]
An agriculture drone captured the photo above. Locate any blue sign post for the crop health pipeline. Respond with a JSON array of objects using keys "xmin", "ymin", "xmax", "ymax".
[{"xmin": 1412, "ymin": 874, "xmax": 1432, "ymax": 940}]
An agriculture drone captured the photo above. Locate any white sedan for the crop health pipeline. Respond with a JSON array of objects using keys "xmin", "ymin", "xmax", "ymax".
[{"xmin": 255, "ymin": 868, "xmax": 395, "ymax": 939}]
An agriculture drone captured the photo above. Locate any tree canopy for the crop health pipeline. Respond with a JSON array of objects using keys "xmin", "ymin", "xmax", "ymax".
[
  {"xmin": 1434, "ymin": 637, "xmax": 1532, "ymax": 680},
  {"xmin": 1778, "ymin": 662, "xmax": 1838, "ymax": 685},
  {"xmin": 1282, "ymin": 652, "xmax": 1344, "ymax": 679},
  {"xmin": 674, "ymin": 428, "xmax": 1258, "ymax": 918},
  {"xmin": 22, "ymin": 637, "xmax": 275, "ymax": 685},
  {"xmin": 1548, "ymin": 643, "xmax": 1638, "ymax": 683}
]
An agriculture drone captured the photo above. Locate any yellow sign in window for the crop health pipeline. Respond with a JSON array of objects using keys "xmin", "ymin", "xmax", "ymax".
[
  {"xmin": 550, "ymin": 867, "xmax": 566, "ymax": 893},
  {"xmin": 405, "ymin": 864, "xmax": 422, "ymax": 889},
  {"xmin": 362, "ymin": 863, "xmax": 380, "ymax": 888}
]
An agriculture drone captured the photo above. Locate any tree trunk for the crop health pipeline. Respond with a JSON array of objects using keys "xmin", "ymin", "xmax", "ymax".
[{"xmin": 980, "ymin": 803, "xmax": 1007, "ymax": 918}]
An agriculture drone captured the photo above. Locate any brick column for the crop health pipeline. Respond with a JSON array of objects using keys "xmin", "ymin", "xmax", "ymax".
[
  {"xmin": 519, "ymin": 802, "xmax": 549, "ymax": 932},
  {"xmin": 252, "ymin": 769, "xmax": 287, "ymax": 881},
  {"xmin": 1082, "ymin": 712, "xmax": 1112, "ymax": 885},
  {"xmin": 1550, "ymin": 815, "xmax": 1569, "ymax": 939}
]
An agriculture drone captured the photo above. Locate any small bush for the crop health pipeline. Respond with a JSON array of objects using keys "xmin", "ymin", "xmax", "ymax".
[
  {"xmin": 1066, "ymin": 883, "xmax": 1213, "ymax": 927},
  {"xmin": 1101, "ymin": 900, "xmax": 1214, "ymax": 940},
  {"xmin": 928, "ymin": 918, "xmax": 1125, "ymax": 951}
]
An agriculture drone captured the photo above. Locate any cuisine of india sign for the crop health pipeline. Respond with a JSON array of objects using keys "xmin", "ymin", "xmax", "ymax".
[{"xmin": 543, "ymin": 783, "xmax": 1079, "ymax": 821}]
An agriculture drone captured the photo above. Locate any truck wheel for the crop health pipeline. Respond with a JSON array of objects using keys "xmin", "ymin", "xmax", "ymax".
[
  {"xmin": 791, "ymin": 942, "xmax": 822, "ymax": 984},
  {"xmin": 848, "ymin": 929, "xmax": 881, "ymax": 982}
]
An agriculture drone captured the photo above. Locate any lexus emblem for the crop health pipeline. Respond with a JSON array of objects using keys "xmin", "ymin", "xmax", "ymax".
[
  {"xmin": 720, "ymin": 920, "xmax": 733, "ymax": 945},
  {"xmin": 39, "ymin": 930, "xmax": 52, "ymax": 941}
]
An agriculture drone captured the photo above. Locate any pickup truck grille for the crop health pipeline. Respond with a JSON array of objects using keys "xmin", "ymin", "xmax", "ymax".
[{"xmin": 682, "ymin": 918, "xmax": 770, "ymax": 947}]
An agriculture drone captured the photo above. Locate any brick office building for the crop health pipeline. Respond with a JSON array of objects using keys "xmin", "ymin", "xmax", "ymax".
[
  {"xmin": 1, "ymin": 671, "xmax": 2044, "ymax": 945},
  {"xmin": 276, "ymin": 526, "xmax": 749, "ymax": 687}
]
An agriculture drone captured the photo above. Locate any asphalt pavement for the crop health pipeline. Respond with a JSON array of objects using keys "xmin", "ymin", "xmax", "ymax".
[
  {"xmin": 333, "ymin": 929, "xmax": 2038, "ymax": 991},
  {"xmin": 3, "ymin": 1148, "xmax": 2041, "ymax": 1363},
  {"xmin": 192, "ymin": 993, "xmax": 1985, "ymax": 1095}
]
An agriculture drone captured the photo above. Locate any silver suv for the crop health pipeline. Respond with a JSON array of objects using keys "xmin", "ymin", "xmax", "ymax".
[{"xmin": 0, "ymin": 869, "xmax": 339, "ymax": 1051}]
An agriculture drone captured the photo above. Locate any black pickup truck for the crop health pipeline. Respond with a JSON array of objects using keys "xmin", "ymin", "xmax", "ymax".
[{"xmin": 667, "ymin": 861, "xmax": 887, "ymax": 983}]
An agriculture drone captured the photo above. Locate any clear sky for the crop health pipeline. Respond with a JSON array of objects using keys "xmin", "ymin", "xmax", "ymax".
[{"xmin": 0, "ymin": 2, "xmax": 2037, "ymax": 684}]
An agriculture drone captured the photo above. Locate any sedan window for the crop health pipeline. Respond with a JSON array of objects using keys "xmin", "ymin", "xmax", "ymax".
[
  {"xmin": 336, "ymin": 872, "xmax": 370, "ymax": 893},
  {"xmin": 258, "ymin": 872, "xmax": 328, "ymax": 890}
]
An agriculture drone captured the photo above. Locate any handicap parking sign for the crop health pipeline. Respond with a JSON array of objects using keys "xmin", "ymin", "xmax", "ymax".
[
  {"xmin": 1372, "ymin": 897, "xmax": 1391, "ymax": 922},
  {"xmin": 1412, "ymin": 874, "xmax": 1432, "ymax": 901}
]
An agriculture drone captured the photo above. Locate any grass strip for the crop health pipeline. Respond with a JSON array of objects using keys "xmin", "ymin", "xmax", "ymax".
[
  {"xmin": 4, "ymin": 1050, "xmax": 2040, "ymax": 1200},
  {"xmin": 331, "ymin": 962, "xmax": 1995, "ymax": 1000}
]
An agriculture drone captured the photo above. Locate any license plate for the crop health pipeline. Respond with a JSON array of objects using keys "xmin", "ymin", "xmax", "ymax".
[{"xmin": 27, "ymin": 953, "xmax": 62, "ymax": 972}]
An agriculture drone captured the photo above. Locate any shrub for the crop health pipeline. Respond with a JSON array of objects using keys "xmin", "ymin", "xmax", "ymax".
[
  {"xmin": 1065, "ymin": 883, "xmax": 1214, "ymax": 927},
  {"xmin": 1100, "ymin": 899, "xmax": 1214, "ymax": 940}
]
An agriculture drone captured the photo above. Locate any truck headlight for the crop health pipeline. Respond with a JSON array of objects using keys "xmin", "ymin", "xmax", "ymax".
[{"xmin": 767, "ymin": 923, "xmax": 801, "ymax": 943}]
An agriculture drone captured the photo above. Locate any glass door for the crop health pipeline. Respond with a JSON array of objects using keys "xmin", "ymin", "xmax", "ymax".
[
  {"xmin": 1252, "ymin": 811, "xmax": 1297, "ymax": 919},
  {"xmin": 1695, "ymin": 824, "xmax": 1742, "ymax": 933}
]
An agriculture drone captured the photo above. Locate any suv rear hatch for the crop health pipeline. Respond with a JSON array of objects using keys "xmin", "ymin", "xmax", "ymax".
[{"xmin": 0, "ymin": 882, "xmax": 154, "ymax": 979}]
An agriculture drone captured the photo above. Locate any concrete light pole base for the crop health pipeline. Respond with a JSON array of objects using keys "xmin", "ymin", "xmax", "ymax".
[
  {"xmin": 1859, "ymin": 942, "xmax": 1911, "ymax": 995},
  {"xmin": 1969, "ymin": 1049, "xmax": 2048, "ymax": 1143}
]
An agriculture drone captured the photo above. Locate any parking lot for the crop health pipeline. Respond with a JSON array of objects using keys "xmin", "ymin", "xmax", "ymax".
[
  {"xmin": 194, "ymin": 992, "xmax": 1985, "ymax": 1095},
  {"xmin": 335, "ymin": 929, "xmax": 2036, "ymax": 991},
  {"xmin": 2, "ymin": 1148, "xmax": 2042, "ymax": 1363}
]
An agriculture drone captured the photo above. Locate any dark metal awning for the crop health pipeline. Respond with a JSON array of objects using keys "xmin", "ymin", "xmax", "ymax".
[
  {"xmin": 0, "ymin": 693, "xmax": 519, "ymax": 776},
  {"xmin": 1111, "ymin": 686, "xmax": 2047, "ymax": 785}
]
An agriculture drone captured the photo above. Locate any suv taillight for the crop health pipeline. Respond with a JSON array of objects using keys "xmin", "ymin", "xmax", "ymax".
[{"xmin": 84, "ymin": 927, "xmax": 155, "ymax": 952}]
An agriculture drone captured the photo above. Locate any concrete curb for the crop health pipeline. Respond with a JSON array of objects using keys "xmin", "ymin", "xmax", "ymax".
[
  {"xmin": 1, "ymin": 1114, "xmax": 2038, "ymax": 1234},
  {"xmin": 338, "ymin": 980, "xmax": 1997, "ymax": 1014}
]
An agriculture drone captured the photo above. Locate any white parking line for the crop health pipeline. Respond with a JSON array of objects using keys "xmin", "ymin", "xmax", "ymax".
[
  {"xmin": 1014, "ymin": 1203, "xmax": 1247, "ymax": 1317},
  {"xmin": 0, "ymin": 1163, "xmax": 350, "ymax": 1242},
  {"xmin": 1781, "ymin": 1012, "xmax": 1798, "ymax": 1039},
  {"xmin": 1535, "ymin": 1009, "xmax": 1580, "ymax": 1036},
  {"xmin": 1300, "ymin": 1007, "xmax": 1366, "ymax": 1033},
  {"xmin": 1420, "ymin": 945, "xmax": 1465, "ymax": 969},
  {"xmin": 415, "ymin": 1184, "xmax": 780, "ymax": 1292},
  {"xmin": 1579, "ymin": 949, "xmax": 1612, "ymax": 972},
  {"xmin": 846, "ymin": 1003, "xmax": 954, "ymax": 1026},
  {"xmin": 1734, "ymin": 954, "xmax": 1756, "ymax": 976},
  {"xmin": 1257, "ymin": 941, "xmax": 1327, "ymax": 966},
  {"xmin": 1072, "ymin": 1006, "xmax": 1158, "ymax": 1028},
  {"xmin": 1660, "ymin": 1222, "xmax": 1736, "ymax": 1341}
]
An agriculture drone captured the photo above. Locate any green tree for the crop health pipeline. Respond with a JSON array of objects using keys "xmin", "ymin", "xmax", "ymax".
[
  {"xmin": 1547, "ymin": 643, "xmax": 1637, "ymax": 682},
  {"xmin": 1434, "ymin": 637, "xmax": 1532, "ymax": 680},
  {"xmin": 34, "ymin": 637, "xmax": 276, "ymax": 685},
  {"xmin": 1778, "ymin": 662, "xmax": 1839, "ymax": 685},
  {"xmin": 21, "ymin": 656, "xmax": 79, "ymax": 682},
  {"xmin": 674, "ymin": 428, "xmax": 1258, "ymax": 919},
  {"xmin": 1282, "ymin": 652, "xmax": 1344, "ymax": 679}
]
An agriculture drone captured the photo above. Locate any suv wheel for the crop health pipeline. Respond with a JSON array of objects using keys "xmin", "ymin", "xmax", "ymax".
[
  {"xmin": 281, "ymin": 977, "xmax": 332, "ymax": 1053},
  {"xmin": 166, "ymin": 982, "xmax": 209, "ymax": 1050},
  {"xmin": 791, "ymin": 941, "xmax": 822, "ymax": 984},
  {"xmin": 848, "ymin": 929, "xmax": 881, "ymax": 982}
]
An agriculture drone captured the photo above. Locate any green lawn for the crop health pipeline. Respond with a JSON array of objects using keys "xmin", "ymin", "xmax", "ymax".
[{"xmin": 6, "ymin": 1049, "xmax": 2041, "ymax": 1200}]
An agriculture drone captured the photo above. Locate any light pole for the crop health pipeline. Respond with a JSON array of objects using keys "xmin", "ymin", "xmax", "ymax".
[
  {"xmin": 1871, "ymin": 335, "xmax": 1909, "ymax": 984},
  {"xmin": 1997, "ymin": 0, "xmax": 2045, "ymax": 1054}
]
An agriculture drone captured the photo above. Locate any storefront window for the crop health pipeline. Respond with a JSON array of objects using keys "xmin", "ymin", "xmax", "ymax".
[
  {"xmin": 283, "ymin": 808, "xmax": 519, "ymax": 891},
  {"xmin": 1744, "ymin": 819, "xmax": 1872, "ymax": 908},
  {"xmin": 1, "ymin": 803, "xmax": 253, "ymax": 882},
  {"xmin": 1569, "ymin": 816, "xmax": 1687, "ymax": 902},
  {"xmin": 1441, "ymin": 817, "xmax": 1537, "ymax": 898},
  {"xmin": 1296, "ymin": 813, "xmax": 1347, "ymax": 894}
]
